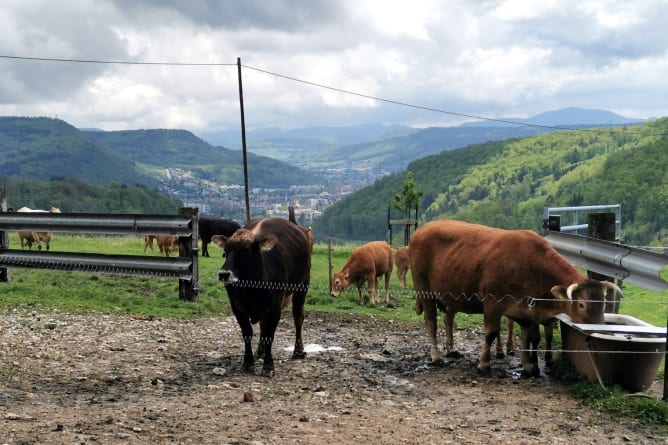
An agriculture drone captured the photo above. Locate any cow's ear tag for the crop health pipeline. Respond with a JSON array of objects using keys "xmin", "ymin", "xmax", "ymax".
[
  {"xmin": 550, "ymin": 285, "xmax": 568, "ymax": 300},
  {"xmin": 259, "ymin": 235, "xmax": 277, "ymax": 251}
]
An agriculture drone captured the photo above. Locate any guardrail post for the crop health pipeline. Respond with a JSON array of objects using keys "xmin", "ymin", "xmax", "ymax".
[
  {"xmin": 588, "ymin": 212, "xmax": 619, "ymax": 313},
  {"xmin": 0, "ymin": 186, "xmax": 9, "ymax": 283},
  {"xmin": 178, "ymin": 207, "xmax": 199, "ymax": 301}
]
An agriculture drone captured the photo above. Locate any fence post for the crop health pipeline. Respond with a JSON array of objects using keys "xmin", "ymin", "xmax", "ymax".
[
  {"xmin": 587, "ymin": 212, "xmax": 619, "ymax": 313},
  {"xmin": 328, "ymin": 239, "xmax": 333, "ymax": 292},
  {"xmin": 0, "ymin": 186, "xmax": 9, "ymax": 283},
  {"xmin": 178, "ymin": 207, "xmax": 199, "ymax": 301}
]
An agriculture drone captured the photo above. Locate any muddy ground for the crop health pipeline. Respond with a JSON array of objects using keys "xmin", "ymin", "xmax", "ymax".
[{"xmin": 0, "ymin": 308, "xmax": 665, "ymax": 444}]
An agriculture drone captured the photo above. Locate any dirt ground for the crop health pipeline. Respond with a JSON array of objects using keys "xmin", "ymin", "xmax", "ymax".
[{"xmin": 0, "ymin": 307, "xmax": 665, "ymax": 445}]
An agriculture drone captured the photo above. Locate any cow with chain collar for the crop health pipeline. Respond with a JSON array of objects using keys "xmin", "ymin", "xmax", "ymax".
[{"xmin": 212, "ymin": 208, "xmax": 312, "ymax": 377}]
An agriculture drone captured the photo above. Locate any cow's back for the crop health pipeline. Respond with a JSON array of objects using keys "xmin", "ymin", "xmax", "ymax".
[
  {"xmin": 409, "ymin": 219, "xmax": 583, "ymax": 304},
  {"xmin": 346, "ymin": 241, "xmax": 392, "ymax": 275}
]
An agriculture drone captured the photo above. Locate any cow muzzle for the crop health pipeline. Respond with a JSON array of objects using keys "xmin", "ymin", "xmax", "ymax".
[{"xmin": 218, "ymin": 270, "xmax": 239, "ymax": 284}]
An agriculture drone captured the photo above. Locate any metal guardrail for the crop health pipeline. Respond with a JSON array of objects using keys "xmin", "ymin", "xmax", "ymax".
[
  {"xmin": 544, "ymin": 231, "xmax": 668, "ymax": 292},
  {"xmin": 0, "ymin": 213, "xmax": 192, "ymax": 235},
  {"xmin": 0, "ymin": 208, "xmax": 200, "ymax": 300}
]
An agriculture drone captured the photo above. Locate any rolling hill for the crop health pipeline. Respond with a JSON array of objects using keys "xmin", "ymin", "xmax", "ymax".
[
  {"xmin": 311, "ymin": 117, "xmax": 668, "ymax": 246},
  {"xmin": 0, "ymin": 117, "xmax": 322, "ymax": 190}
]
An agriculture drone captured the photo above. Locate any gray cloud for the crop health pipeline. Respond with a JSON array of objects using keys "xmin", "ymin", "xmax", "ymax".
[{"xmin": 0, "ymin": 0, "xmax": 666, "ymax": 130}]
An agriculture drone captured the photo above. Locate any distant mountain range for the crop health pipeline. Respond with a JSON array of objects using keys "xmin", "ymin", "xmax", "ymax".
[
  {"xmin": 201, "ymin": 107, "xmax": 646, "ymax": 172},
  {"xmin": 460, "ymin": 107, "xmax": 645, "ymax": 128},
  {"xmin": 0, "ymin": 107, "xmax": 651, "ymax": 194}
]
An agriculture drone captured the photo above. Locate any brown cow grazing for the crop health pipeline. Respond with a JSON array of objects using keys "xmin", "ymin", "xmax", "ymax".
[
  {"xmin": 330, "ymin": 241, "xmax": 393, "ymax": 305},
  {"xmin": 17, "ymin": 206, "xmax": 61, "ymax": 251},
  {"xmin": 408, "ymin": 219, "xmax": 621, "ymax": 377},
  {"xmin": 393, "ymin": 246, "xmax": 410, "ymax": 289},
  {"xmin": 212, "ymin": 209, "xmax": 311, "ymax": 377},
  {"xmin": 156, "ymin": 235, "xmax": 179, "ymax": 257}
]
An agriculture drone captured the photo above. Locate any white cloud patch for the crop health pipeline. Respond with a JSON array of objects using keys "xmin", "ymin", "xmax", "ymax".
[{"xmin": 0, "ymin": 0, "xmax": 667, "ymax": 130}]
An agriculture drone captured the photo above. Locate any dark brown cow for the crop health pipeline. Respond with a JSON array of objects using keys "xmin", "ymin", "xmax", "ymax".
[
  {"xmin": 393, "ymin": 246, "xmax": 410, "ymax": 289},
  {"xmin": 198, "ymin": 217, "xmax": 241, "ymax": 257},
  {"xmin": 212, "ymin": 210, "xmax": 311, "ymax": 377},
  {"xmin": 409, "ymin": 219, "xmax": 620, "ymax": 377},
  {"xmin": 330, "ymin": 241, "xmax": 393, "ymax": 305}
]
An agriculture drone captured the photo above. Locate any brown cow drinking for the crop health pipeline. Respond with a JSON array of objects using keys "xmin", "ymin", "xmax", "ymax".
[
  {"xmin": 330, "ymin": 240, "xmax": 393, "ymax": 305},
  {"xmin": 408, "ymin": 219, "xmax": 621, "ymax": 377},
  {"xmin": 212, "ymin": 208, "xmax": 311, "ymax": 377}
]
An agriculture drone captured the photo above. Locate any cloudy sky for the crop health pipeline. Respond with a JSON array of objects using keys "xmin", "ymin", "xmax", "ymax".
[{"xmin": 1, "ymin": 0, "xmax": 667, "ymax": 135}]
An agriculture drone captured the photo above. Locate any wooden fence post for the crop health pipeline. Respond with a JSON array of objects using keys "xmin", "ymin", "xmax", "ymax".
[{"xmin": 0, "ymin": 186, "xmax": 9, "ymax": 282}]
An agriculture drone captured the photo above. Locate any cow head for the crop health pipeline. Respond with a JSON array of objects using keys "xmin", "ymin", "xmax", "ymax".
[
  {"xmin": 330, "ymin": 272, "xmax": 351, "ymax": 297},
  {"xmin": 550, "ymin": 280, "xmax": 621, "ymax": 323},
  {"xmin": 214, "ymin": 229, "xmax": 277, "ymax": 284}
]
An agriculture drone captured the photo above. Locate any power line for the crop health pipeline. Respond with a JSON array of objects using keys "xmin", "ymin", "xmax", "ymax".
[
  {"xmin": 0, "ymin": 54, "xmax": 236, "ymax": 66},
  {"xmin": 1, "ymin": 54, "xmax": 666, "ymax": 136}
]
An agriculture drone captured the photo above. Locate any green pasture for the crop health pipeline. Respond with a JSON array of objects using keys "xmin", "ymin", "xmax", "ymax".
[{"xmin": 1, "ymin": 233, "xmax": 667, "ymax": 427}]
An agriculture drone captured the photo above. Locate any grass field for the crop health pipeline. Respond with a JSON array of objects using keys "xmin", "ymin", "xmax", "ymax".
[{"xmin": 2, "ymin": 233, "xmax": 665, "ymax": 324}]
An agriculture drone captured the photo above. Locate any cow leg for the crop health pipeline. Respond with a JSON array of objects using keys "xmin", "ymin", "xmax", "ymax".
[
  {"xmin": 383, "ymin": 272, "xmax": 391, "ymax": 304},
  {"xmin": 504, "ymin": 318, "xmax": 515, "ymax": 357},
  {"xmin": 420, "ymin": 298, "xmax": 443, "ymax": 364},
  {"xmin": 368, "ymin": 274, "xmax": 377, "ymax": 305},
  {"xmin": 444, "ymin": 310, "xmax": 462, "ymax": 358},
  {"xmin": 356, "ymin": 286, "xmax": 364, "ymax": 305},
  {"xmin": 519, "ymin": 322, "xmax": 541, "ymax": 377},
  {"xmin": 478, "ymin": 313, "xmax": 502, "ymax": 374},
  {"xmin": 543, "ymin": 320, "xmax": 555, "ymax": 368},
  {"xmin": 291, "ymin": 290, "xmax": 307, "ymax": 360},
  {"xmin": 202, "ymin": 242, "xmax": 209, "ymax": 257},
  {"xmin": 258, "ymin": 313, "xmax": 281, "ymax": 378},
  {"xmin": 234, "ymin": 314, "xmax": 255, "ymax": 374}
]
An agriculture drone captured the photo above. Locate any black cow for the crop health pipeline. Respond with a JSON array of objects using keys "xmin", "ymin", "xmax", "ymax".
[
  {"xmin": 212, "ymin": 211, "xmax": 312, "ymax": 377},
  {"xmin": 199, "ymin": 217, "xmax": 241, "ymax": 257}
]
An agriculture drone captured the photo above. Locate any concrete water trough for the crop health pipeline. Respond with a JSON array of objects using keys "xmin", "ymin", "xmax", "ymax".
[{"xmin": 556, "ymin": 313, "xmax": 666, "ymax": 392}]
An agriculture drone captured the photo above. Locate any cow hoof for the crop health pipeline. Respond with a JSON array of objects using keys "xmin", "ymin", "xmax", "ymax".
[
  {"xmin": 496, "ymin": 352, "xmax": 506, "ymax": 359},
  {"xmin": 520, "ymin": 368, "xmax": 540, "ymax": 378},
  {"xmin": 291, "ymin": 350, "xmax": 307, "ymax": 360},
  {"xmin": 261, "ymin": 368, "xmax": 275, "ymax": 378},
  {"xmin": 477, "ymin": 365, "xmax": 492, "ymax": 375},
  {"xmin": 242, "ymin": 364, "xmax": 255, "ymax": 374},
  {"xmin": 445, "ymin": 351, "xmax": 463, "ymax": 359},
  {"xmin": 429, "ymin": 358, "xmax": 446, "ymax": 367}
]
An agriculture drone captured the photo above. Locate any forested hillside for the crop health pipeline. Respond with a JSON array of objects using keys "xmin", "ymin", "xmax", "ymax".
[
  {"xmin": 0, "ymin": 117, "xmax": 321, "ymax": 190},
  {"xmin": 0, "ymin": 117, "xmax": 154, "ymax": 187},
  {"xmin": 312, "ymin": 118, "xmax": 668, "ymax": 246},
  {"xmin": 1, "ymin": 176, "xmax": 182, "ymax": 214},
  {"xmin": 86, "ymin": 128, "xmax": 321, "ymax": 188}
]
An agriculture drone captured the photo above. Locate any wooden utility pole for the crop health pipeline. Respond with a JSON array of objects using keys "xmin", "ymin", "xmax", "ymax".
[{"xmin": 237, "ymin": 57, "xmax": 251, "ymax": 223}]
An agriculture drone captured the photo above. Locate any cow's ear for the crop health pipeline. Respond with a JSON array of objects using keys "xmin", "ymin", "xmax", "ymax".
[
  {"xmin": 550, "ymin": 285, "xmax": 568, "ymax": 300},
  {"xmin": 211, "ymin": 235, "xmax": 228, "ymax": 249},
  {"xmin": 258, "ymin": 234, "xmax": 277, "ymax": 251}
]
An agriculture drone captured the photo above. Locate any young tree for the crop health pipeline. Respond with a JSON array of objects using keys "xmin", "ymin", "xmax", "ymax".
[
  {"xmin": 393, "ymin": 171, "xmax": 423, "ymax": 217},
  {"xmin": 392, "ymin": 171, "xmax": 423, "ymax": 244}
]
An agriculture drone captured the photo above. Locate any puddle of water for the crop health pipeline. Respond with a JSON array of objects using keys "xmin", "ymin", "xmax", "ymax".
[{"xmin": 283, "ymin": 343, "xmax": 343, "ymax": 353}]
